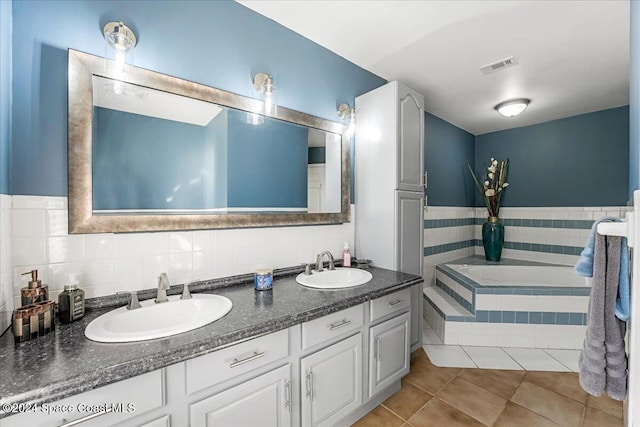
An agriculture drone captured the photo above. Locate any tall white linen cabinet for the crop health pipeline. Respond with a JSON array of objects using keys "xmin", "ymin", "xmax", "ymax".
[{"xmin": 355, "ymin": 81, "xmax": 425, "ymax": 351}]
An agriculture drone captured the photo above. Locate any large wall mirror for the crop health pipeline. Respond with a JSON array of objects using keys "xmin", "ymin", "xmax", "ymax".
[{"xmin": 68, "ymin": 49, "xmax": 350, "ymax": 233}]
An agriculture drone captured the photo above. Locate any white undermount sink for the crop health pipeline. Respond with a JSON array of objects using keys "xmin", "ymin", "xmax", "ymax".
[
  {"xmin": 296, "ymin": 267, "xmax": 373, "ymax": 289},
  {"xmin": 85, "ymin": 294, "xmax": 232, "ymax": 343}
]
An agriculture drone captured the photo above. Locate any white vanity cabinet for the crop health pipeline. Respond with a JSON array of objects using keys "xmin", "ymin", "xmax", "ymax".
[
  {"xmin": 300, "ymin": 333, "xmax": 362, "ymax": 427},
  {"xmin": 190, "ymin": 364, "xmax": 292, "ymax": 427},
  {"xmin": 368, "ymin": 312, "xmax": 410, "ymax": 397},
  {"xmin": 2, "ymin": 370, "xmax": 164, "ymax": 427},
  {"xmin": 355, "ymin": 81, "xmax": 426, "ymax": 352},
  {"xmin": 4, "ymin": 286, "xmax": 416, "ymax": 427},
  {"xmin": 368, "ymin": 290, "xmax": 411, "ymax": 398}
]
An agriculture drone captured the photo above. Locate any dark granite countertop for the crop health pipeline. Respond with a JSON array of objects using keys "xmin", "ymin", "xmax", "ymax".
[{"xmin": 0, "ymin": 266, "xmax": 421, "ymax": 413}]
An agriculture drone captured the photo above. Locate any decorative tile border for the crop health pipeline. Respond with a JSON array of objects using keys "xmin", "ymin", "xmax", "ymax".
[
  {"xmin": 437, "ymin": 260, "xmax": 591, "ymax": 297},
  {"xmin": 424, "ymin": 218, "xmax": 475, "ymax": 228},
  {"xmin": 425, "ymin": 218, "xmax": 595, "ymax": 229},
  {"xmin": 476, "ymin": 218, "xmax": 594, "ymax": 229},
  {"xmin": 425, "ymin": 240, "xmax": 584, "ymax": 257},
  {"xmin": 424, "ymin": 240, "xmax": 475, "ymax": 256},
  {"xmin": 423, "ymin": 292, "xmax": 587, "ymax": 326}
]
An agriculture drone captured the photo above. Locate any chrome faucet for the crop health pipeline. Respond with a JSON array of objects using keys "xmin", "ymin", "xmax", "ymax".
[
  {"xmin": 117, "ymin": 291, "xmax": 141, "ymax": 310},
  {"xmin": 155, "ymin": 273, "xmax": 170, "ymax": 303},
  {"xmin": 315, "ymin": 251, "xmax": 335, "ymax": 272}
]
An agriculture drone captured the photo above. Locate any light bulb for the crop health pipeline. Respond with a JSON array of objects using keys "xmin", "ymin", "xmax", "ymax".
[
  {"xmin": 347, "ymin": 116, "xmax": 356, "ymax": 138},
  {"xmin": 115, "ymin": 51, "xmax": 125, "ymax": 74},
  {"xmin": 264, "ymin": 90, "xmax": 273, "ymax": 116}
]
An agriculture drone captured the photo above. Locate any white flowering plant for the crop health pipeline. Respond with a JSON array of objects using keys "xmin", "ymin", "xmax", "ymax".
[{"xmin": 467, "ymin": 158, "xmax": 510, "ymax": 218}]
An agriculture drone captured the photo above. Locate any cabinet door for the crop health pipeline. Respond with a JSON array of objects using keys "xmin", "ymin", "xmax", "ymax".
[
  {"xmin": 395, "ymin": 190, "xmax": 424, "ymax": 348},
  {"xmin": 397, "ymin": 85, "xmax": 424, "ymax": 192},
  {"xmin": 301, "ymin": 333, "xmax": 362, "ymax": 427},
  {"xmin": 190, "ymin": 365, "xmax": 292, "ymax": 427},
  {"xmin": 369, "ymin": 312, "xmax": 411, "ymax": 397}
]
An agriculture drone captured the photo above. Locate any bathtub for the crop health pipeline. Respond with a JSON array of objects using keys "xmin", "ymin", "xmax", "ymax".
[
  {"xmin": 448, "ymin": 264, "xmax": 587, "ymax": 288},
  {"xmin": 423, "ymin": 261, "xmax": 590, "ymax": 349}
]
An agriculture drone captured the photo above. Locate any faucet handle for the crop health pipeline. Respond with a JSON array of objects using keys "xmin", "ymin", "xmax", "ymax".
[
  {"xmin": 158, "ymin": 273, "xmax": 170, "ymax": 289},
  {"xmin": 301, "ymin": 263, "xmax": 313, "ymax": 275},
  {"xmin": 181, "ymin": 282, "xmax": 193, "ymax": 300},
  {"xmin": 116, "ymin": 290, "xmax": 142, "ymax": 310}
]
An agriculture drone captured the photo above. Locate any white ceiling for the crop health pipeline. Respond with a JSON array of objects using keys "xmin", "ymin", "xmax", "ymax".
[{"xmin": 238, "ymin": 0, "xmax": 630, "ymax": 135}]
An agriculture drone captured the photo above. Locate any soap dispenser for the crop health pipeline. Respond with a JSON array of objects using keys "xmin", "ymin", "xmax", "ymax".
[{"xmin": 20, "ymin": 270, "xmax": 49, "ymax": 306}]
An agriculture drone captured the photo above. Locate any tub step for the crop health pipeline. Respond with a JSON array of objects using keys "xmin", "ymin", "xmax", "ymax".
[{"xmin": 423, "ymin": 286, "xmax": 474, "ymax": 319}]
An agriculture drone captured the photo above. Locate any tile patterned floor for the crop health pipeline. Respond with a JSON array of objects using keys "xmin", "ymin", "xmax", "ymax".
[
  {"xmin": 422, "ymin": 321, "xmax": 581, "ymax": 372},
  {"xmin": 352, "ymin": 350, "xmax": 624, "ymax": 427}
]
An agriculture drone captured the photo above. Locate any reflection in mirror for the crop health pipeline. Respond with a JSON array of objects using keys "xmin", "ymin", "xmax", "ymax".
[
  {"xmin": 68, "ymin": 49, "xmax": 350, "ymax": 233},
  {"xmin": 91, "ymin": 77, "xmax": 342, "ymax": 215}
]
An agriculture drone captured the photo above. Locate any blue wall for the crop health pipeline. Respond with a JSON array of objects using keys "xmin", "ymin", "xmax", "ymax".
[
  {"xmin": 425, "ymin": 113, "xmax": 475, "ymax": 206},
  {"xmin": 227, "ymin": 109, "xmax": 308, "ymax": 208},
  {"xmin": 631, "ymin": 1, "xmax": 639, "ymax": 197},
  {"xmin": 92, "ymin": 108, "xmax": 209, "ymax": 210},
  {"xmin": 0, "ymin": 0, "xmax": 11, "ymax": 195},
  {"xmin": 475, "ymin": 106, "xmax": 629, "ymax": 207},
  {"xmin": 10, "ymin": 0, "xmax": 385, "ymax": 196}
]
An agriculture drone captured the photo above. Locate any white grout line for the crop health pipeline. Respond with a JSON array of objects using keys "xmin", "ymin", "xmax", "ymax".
[{"xmin": 542, "ymin": 349, "xmax": 578, "ymax": 372}]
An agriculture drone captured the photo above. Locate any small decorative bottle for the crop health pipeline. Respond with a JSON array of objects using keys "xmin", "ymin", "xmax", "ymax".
[
  {"xmin": 57, "ymin": 274, "xmax": 85, "ymax": 324},
  {"xmin": 342, "ymin": 242, "xmax": 352, "ymax": 267}
]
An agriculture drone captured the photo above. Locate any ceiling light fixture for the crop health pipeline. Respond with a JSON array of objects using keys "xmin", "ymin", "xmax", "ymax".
[
  {"xmin": 253, "ymin": 72, "xmax": 276, "ymax": 116},
  {"xmin": 495, "ymin": 98, "xmax": 530, "ymax": 117},
  {"xmin": 337, "ymin": 103, "xmax": 356, "ymax": 137}
]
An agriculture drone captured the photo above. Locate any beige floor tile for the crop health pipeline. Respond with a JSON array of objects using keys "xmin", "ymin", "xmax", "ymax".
[
  {"xmin": 403, "ymin": 353, "xmax": 461, "ymax": 394},
  {"xmin": 352, "ymin": 405, "xmax": 404, "ymax": 427},
  {"xmin": 493, "ymin": 402, "xmax": 560, "ymax": 427},
  {"xmin": 511, "ymin": 381, "xmax": 584, "ymax": 426},
  {"xmin": 436, "ymin": 377, "xmax": 507, "ymax": 425},
  {"xmin": 586, "ymin": 393, "xmax": 624, "ymax": 418},
  {"xmin": 582, "ymin": 406, "xmax": 623, "ymax": 427},
  {"xmin": 382, "ymin": 380, "xmax": 432, "ymax": 420},
  {"xmin": 407, "ymin": 397, "xmax": 485, "ymax": 427},
  {"xmin": 524, "ymin": 371, "xmax": 587, "ymax": 404},
  {"xmin": 459, "ymin": 368, "xmax": 525, "ymax": 400}
]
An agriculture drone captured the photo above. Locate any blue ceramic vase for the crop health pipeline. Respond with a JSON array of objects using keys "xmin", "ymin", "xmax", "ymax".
[{"xmin": 482, "ymin": 217, "xmax": 504, "ymax": 261}]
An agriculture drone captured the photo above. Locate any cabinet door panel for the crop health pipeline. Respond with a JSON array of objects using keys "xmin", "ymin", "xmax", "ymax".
[
  {"xmin": 301, "ymin": 333, "xmax": 362, "ymax": 427},
  {"xmin": 396, "ymin": 190, "xmax": 424, "ymax": 277},
  {"xmin": 397, "ymin": 87, "xmax": 424, "ymax": 192},
  {"xmin": 369, "ymin": 312, "xmax": 410, "ymax": 397},
  {"xmin": 190, "ymin": 365, "xmax": 291, "ymax": 427}
]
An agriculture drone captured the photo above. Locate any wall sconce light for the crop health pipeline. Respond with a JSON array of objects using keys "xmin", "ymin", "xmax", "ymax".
[
  {"xmin": 495, "ymin": 98, "xmax": 530, "ymax": 117},
  {"xmin": 253, "ymin": 72, "xmax": 276, "ymax": 116},
  {"xmin": 337, "ymin": 103, "xmax": 356, "ymax": 137},
  {"xmin": 103, "ymin": 21, "xmax": 137, "ymax": 73}
]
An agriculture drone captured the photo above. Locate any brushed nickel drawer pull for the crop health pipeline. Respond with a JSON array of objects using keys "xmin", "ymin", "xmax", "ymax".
[
  {"xmin": 306, "ymin": 371, "xmax": 314, "ymax": 401},
  {"xmin": 329, "ymin": 319, "xmax": 352, "ymax": 331},
  {"xmin": 285, "ymin": 380, "xmax": 292, "ymax": 412},
  {"xmin": 58, "ymin": 409, "xmax": 110, "ymax": 426},
  {"xmin": 229, "ymin": 351, "xmax": 265, "ymax": 368},
  {"xmin": 388, "ymin": 299, "xmax": 404, "ymax": 307}
]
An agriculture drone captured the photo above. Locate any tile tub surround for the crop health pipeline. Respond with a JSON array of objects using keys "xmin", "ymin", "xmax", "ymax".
[
  {"xmin": 422, "ymin": 205, "xmax": 630, "ymax": 287},
  {"xmin": 9, "ymin": 195, "xmax": 355, "ymax": 315},
  {"xmin": 424, "ymin": 256, "xmax": 588, "ymax": 349},
  {"xmin": 0, "ymin": 265, "xmax": 421, "ymax": 412},
  {"xmin": 423, "ymin": 206, "xmax": 476, "ymax": 288},
  {"xmin": 472, "ymin": 205, "xmax": 630, "ymax": 265}
]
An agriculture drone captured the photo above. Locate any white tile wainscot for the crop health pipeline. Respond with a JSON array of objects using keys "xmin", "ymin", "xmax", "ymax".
[{"xmin": 9, "ymin": 195, "xmax": 355, "ymax": 311}]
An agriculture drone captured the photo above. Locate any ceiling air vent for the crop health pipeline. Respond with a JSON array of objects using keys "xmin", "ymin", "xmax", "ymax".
[{"xmin": 479, "ymin": 56, "xmax": 519, "ymax": 75}]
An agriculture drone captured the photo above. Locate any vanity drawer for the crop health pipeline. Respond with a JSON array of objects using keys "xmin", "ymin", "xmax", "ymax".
[
  {"xmin": 186, "ymin": 328, "xmax": 289, "ymax": 394},
  {"xmin": 3, "ymin": 370, "xmax": 163, "ymax": 427},
  {"xmin": 302, "ymin": 304, "xmax": 364, "ymax": 350},
  {"xmin": 370, "ymin": 288, "xmax": 411, "ymax": 322}
]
